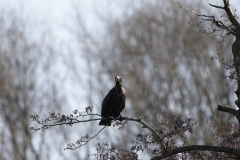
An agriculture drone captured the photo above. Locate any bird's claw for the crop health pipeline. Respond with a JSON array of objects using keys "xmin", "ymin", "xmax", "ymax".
[{"xmin": 118, "ymin": 115, "xmax": 123, "ymax": 121}]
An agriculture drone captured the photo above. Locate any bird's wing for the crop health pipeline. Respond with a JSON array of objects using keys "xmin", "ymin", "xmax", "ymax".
[{"xmin": 101, "ymin": 88, "xmax": 114, "ymax": 116}]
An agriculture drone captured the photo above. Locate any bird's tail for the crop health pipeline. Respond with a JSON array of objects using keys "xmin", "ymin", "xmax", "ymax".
[{"xmin": 99, "ymin": 119, "xmax": 111, "ymax": 126}]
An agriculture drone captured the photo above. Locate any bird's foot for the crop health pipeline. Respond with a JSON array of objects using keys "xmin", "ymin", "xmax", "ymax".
[
  {"xmin": 107, "ymin": 117, "xmax": 113, "ymax": 121},
  {"xmin": 118, "ymin": 115, "xmax": 123, "ymax": 121}
]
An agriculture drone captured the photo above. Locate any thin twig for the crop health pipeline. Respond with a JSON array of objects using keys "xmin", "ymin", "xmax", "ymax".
[
  {"xmin": 209, "ymin": 3, "xmax": 225, "ymax": 9},
  {"xmin": 65, "ymin": 125, "xmax": 107, "ymax": 150}
]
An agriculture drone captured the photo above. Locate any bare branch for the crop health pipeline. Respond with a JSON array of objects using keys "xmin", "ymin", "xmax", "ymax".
[
  {"xmin": 127, "ymin": 116, "xmax": 161, "ymax": 138},
  {"xmin": 65, "ymin": 125, "xmax": 107, "ymax": 150},
  {"xmin": 178, "ymin": 2, "xmax": 210, "ymax": 18},
  {"xmin": 217, "ymin": 105, "xmax": 240, "ymax": 123},
  {"xmin": 179, "ymin": 2, "xmax": 236, "ymax": 36},
  {"xmin": 217, "ymin": 105, "xmax": 238, "ymax": 116},
  {"xmin": 151, "ymin": 145, "xmax": 240, "ymax": 160},
  {"xmin": 209, "ymin": 3, "xmax": 224, "ymax": 9}
]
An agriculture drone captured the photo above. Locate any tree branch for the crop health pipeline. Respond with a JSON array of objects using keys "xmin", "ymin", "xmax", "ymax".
[
  {"xmin": 179, "ymin": 2, "xmax": 237, "ymax": 36},
  {"xmin": 65, "ymin": 125, "xmax": 107, "ymax": 150},
  {"xmin": 217, "ymin": 105, "xmax": 238, "ymax": 116},
  {"xmin": 45, "ymin": 118, "xmax": 102, "ymax": 127},
  {"xmin": 217, "ymin": 105, "xmax": 240, "ymax": 129},
  {"xmin": 127, "ymin": 117, "xmax": 161, "ymax": 139},
  {"xmin": 151, "ymin": 145, "xmax": 240, "ymax": 160},
  {"xmin": 222, "ymin": 0, "xmax": 240, "ymax": 35},
  {"xmin": 209, "ymin": 3, "xmax": 224, "ymax": 9},
  {"xmin": 30, "ymin": 113, "xmax": 160, "ymax": 137}
]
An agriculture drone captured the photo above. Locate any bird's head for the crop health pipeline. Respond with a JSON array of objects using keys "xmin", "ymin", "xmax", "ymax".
[{"xmin": 115, "ymin": 75, "xmax": 122, "ymax": 84}]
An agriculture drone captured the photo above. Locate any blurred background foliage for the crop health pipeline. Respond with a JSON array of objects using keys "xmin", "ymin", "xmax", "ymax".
[{"xmin": 0, "ymin": 0, "xmax": 238, "ymax": 159}]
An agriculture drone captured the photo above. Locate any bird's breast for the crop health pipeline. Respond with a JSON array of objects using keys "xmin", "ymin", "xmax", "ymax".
[{"xmin": 121, "ymin": 87, "xmax": 126, "ymax": 95}]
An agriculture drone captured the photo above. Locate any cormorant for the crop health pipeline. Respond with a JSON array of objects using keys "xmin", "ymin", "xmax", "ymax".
[{"xmin": 99, "ymin": 76, "xmax": 126, "ymax": 126}]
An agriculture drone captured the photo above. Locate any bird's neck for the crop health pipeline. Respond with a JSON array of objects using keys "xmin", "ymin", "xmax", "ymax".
[{"xmin": 116, "ymin": 83, "xmax": 122, "ymax": 86}]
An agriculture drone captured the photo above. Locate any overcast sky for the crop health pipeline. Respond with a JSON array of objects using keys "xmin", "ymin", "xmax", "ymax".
[{"xmin": 0, "ymin": 0, "xmax": 127, "ymax": 34}]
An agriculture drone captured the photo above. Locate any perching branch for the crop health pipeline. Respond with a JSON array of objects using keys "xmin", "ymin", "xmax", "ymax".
[
  {"xmin": 30, "ymin": 106, "xmax": 102, "ymax": 131},
  {"xmin": 30, "ymin": 106, "xmax": 198, "ymax": 155},
  {"xmin": 30, "ymin": 112, "xmax": 160, "ymax": 136}
]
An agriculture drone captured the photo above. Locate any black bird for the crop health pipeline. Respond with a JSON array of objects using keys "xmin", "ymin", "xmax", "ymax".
[{"xmin": 99, "ymin": 76, "xmax": 126, "ymax": 126}]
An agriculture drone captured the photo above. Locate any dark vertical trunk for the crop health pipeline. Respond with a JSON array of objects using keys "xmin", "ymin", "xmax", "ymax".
[{"xmin": 232, "ymin": 37, "xmax": 240, "ymax": 126}]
